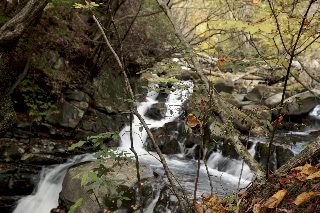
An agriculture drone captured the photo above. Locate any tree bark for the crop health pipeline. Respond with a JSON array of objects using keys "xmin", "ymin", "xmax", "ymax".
[{"xmin": 0, "ymin": 0, "xmax": 48, "ymax": 135}]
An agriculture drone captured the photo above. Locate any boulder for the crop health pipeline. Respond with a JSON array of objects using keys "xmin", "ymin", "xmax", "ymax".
[
  {"xmin": 66, "ymin": 90, "xmax": 91, "ymax": 103},
  {"xmin": 264, "ymin": 93, "xmax": 283, "ymax": 107},
  {"xmin": 60, "ymin": 160, "xmax": 180, "ymax": 213},
  {"xmin": 93, "ymin": 70, "xmax": 130, "ymax": 113},
  {"xmin": 145, "ymin": 102, "xmax": 167, "ymax": 120},
  {"xmin": 213, "ymin": 79, "xmax": 234, "ymax": 94},
  {"xmin": 241, "ymin": 104, "xmax": 272, "ymax": 122},
  {"xmin": 280, "ymin": 90, "xmax": 320, "ymax": 115},
  {"xmin": 47, "ymin": 101, "xmax": 87, "ymax": 128},
  {"xmin": 244, "ymin": 85, "xmax": 275, "ymax": 103}
]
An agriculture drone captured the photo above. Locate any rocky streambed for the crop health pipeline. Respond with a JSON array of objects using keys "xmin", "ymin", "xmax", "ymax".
[{"xmin": 2, "ymin": 55, "xmax": 320, "ymax": 212}]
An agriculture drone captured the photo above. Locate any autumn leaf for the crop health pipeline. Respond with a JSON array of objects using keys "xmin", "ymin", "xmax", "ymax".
[
  {"xmin": 186, "ymin": 113, "xmax": 199, "ymax": 128},
  {"xmin": 306, "ymin": 171, "xmax": 320, "ymax": 180},
  {"xmin": 294, "ymin": 192, "xmax": 315, "ymax": 206},
  {"xmin": 263, "ymin": 189, "xmax": 287, "ymax": 208},
  {"xmin": 253, "ymin": 203, "xmax": 261, "ymax": 213},
  {"xmin": 194, "ymin": 200, "xmax": 204, "ymax": 213}
]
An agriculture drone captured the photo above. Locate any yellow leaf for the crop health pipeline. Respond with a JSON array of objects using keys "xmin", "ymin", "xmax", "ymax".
[
  {"xmin": 263, "ymin": 189, "xmax": 287, "ymax": 208},
  {"xmin": 194, "ymin": 201, "xmax": 203, "ymax": 213},
  {"xmin": 294, "ymin": 192, "xmax": 315, "ymax": 206},
  {"xmin": 253, "ymin": 203, "xmax": 261, "ymax": 213},
  {"xmin": 186, "ymin": 114, "xmax": 199, "ymax": 128},
  {"xmin": 306, "ymin": 171, "xmax": 320, "ymax": 180}
]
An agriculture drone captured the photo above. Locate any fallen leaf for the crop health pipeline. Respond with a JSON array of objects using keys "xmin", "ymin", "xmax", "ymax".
[
  {"xmin": 306, "ymin": 171, "xmax": 320, "ymax": 180},
  {"xmin": 294, "ymin": 192, "xmax": 315, "ymax": 206},
  {"xmin": 253, "ymin": 203, "xmax": 261, "ymax": 213},
  {"xmin": 194, "ymin": 200, "xmax": 204, "ymax": 213},
  {"xmin": 292, "ymin": 163, "xmax": 317, "ymax": 175},
  {"xmin": 186, "ymin": 113, "xmax": 199, "ymax": 128},
  {"xmin": 263, "ymin": 189, "xmax": 287, "ymax": 208}
]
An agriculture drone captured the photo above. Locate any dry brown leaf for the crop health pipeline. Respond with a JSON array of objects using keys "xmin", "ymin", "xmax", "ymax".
[
  {"xmin": 253, "ymin": 203, "xmax": 262, "ymax": 213},
  {"xmin": 294, "ymin": 192, "xmax": 315, "ymax": 206},
  {"xmin": 293, "ymin": 163, "xmax": 317, "ymax": 175},
  {"xmin": 306, "ymin": 171, "xmax": 320, "ymax": 180},
  {"xmin": 194, "ymin": 201, "xmax": 204, "ymax": 213},
  {"xmin": 186, "ymin": 113, "xmax": 199, "ymax": 128},
  {"xmin": 263, "ymin": 189, "xmax": 287, "ymax": 208}
]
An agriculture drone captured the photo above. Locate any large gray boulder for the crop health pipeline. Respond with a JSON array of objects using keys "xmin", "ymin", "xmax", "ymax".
[
  {"xmin": 47, "ymin": 101, "xmax": 87, "ymax": 128},
  {"xmin": 93, "ymin": 70, "xmax": 130, "ymax": 113},
  {"xmin": 279, "ymin": 90, "xmax": 320, "ymax": 115},
  {"xmin": 244, "ymin": 85, "xmax": 274, "ymax": 103},
  {"xmin": 60, "ymin": 159, "xmax": 180, "ymax": 213}
]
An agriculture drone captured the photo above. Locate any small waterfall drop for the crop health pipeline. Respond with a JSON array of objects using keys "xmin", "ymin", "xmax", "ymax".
[
  {"xmin": 13, "ymin": 79, "xmax": 261, "ymax": 213},
  {"xmin": 13, "ymin": 154, "xmax": 94, "ymax": 213}
]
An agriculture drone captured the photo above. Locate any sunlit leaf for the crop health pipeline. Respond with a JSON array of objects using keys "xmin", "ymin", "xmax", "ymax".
[
  {"xmin": 186, "ymin": 113, "xmax": 199, "ymax": 128},
  {"xmin": 263, "ymin": 189, "xmax": 287, "ymax": 208},
  {"xmin": 68, "ymin": 198, "xmax": 83, "ymax": 213},
  {"xmin": 294, "ymin": 192, "xmax": 315, "ymax": 206}
]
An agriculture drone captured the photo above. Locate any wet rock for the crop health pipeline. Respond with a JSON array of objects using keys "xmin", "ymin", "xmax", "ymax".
[
  {"xmin": 264, "ymin": 93, "xmax": 283, "ymax": 107},
  {"xmin": 145, "ymin": 102, "xmax": 167, "ymax": 120},
  {"xmin": 47, "ymin": 101, "xmax": 87, "ymax": 128},
  {"xmin": 280, "ymin": 90, "xmax": 320, "ymax": 115},
  {"xmin": 66, "ymin": 90, "xmax": 91, "ymax": 103},
  {"xmin": 60, "ymin": 160, "xmax": 155, "ymax": 213},
  {"xmin": 93, "ymin": 71, "xmax": 130, "ymax": 113},
  {"xmin": 161, "ymin": 139, "xmax": 180, "ymax": 155},
  {"xmin": 241, "ymin": 104, "xmax": 272, "ymax": 122},
  {"xmin": 276, "ymin": 145, "xmax": 294, "ymax": 168},
  {"xmin": 244, "ymin": 85, "xmax": 274, "ymax": 103},
  {"xmin": 213, "ymin": 79, "xmax": 234, "ymax": 93}
]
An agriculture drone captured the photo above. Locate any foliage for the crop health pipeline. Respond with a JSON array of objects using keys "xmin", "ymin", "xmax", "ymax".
[
  {"xmin": 17, "ymin": 75, "xmax": 57, "ymax": 123},
  {"xmin": 68, "ymin": 132, "xmax": 133, "ymax": 211}
]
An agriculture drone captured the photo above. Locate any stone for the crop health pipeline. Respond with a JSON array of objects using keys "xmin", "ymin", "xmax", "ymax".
[
  {"xmin": 47, "ymin": 101, "xmax": 86, "ymax": 128},
  {"xmin": 53, "ymin": 57, "xmax": 65, "ymax": 70},
  {"xmin": 213, "ymin": 79, "xmax": 234, "ymax": 93},
  {"xmin": 244, "ymin": 85, "xmax": 274, "ymax": 103},
  {"xmin": 93, "ymin": 70, "xmax": 130, "ymax": 113},
  {"xmin": 60, "ymin": 160, "xmax": 175, "ymax": 213},
  {"xmin": 264, "ymin": 93, "xmax": 283, "ymax": 107},
  {"xmin": 276, "ymin": 145, "xmax": 294, "ymax": 168},
  {"xmin": 66, "ymin": 90, "xmax": 91, "ymax": 103},
  {"xmin": 145, "ymin": 102, "xmax": 167, "ymax": 120},
  {"xmin": 280, "ymin": 89, "xmax": 320, "ymax": 115},
  {"xmin": 161, "ymin": 139, "xmax": 180, "ymax": 154},
  {"xmin": 241, "ymin": 104, "xmax": 272, "ymax": 122}
]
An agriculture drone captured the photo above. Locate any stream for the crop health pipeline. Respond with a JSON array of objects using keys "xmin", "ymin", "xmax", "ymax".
[{"xmin": 13, "ymin": 81, "xmax": 320, "ymax": 213}]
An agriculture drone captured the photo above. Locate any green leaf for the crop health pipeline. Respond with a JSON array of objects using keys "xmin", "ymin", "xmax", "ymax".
[
  {"xmin": 88, "ymin": 172, "xmax": 99, "ymax": 182},
  {"xmin": 68, "ymin": 198, "xmax": 83, "ymax": 213},
  {"xmin": 68, "ymin": 140, "xmax": 86, "ymax": 151},
  {"xmin": 117, "ymin": 199, "xmax": 122, "ymax": 208},
  {"xmin": 81, "ymin": 172, "xmax": 88, "ymax": 186}
]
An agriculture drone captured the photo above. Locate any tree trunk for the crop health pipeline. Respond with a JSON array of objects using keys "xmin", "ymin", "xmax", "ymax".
[{"xmin": 0, "ymin": 0, "xmax": 48, "ymax": 135}]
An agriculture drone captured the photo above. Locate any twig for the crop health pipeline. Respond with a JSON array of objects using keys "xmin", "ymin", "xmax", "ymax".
[
  {"xmin": 129, "ymin": 113, "xmax": 143, "ymax": 213},
  {"xmin": 266, "ymin": 0, "xmax": 316, "ymax": 179},
  {"xmin": 92, "ymin": 14, "xmax": 188, "ymax": 212}
]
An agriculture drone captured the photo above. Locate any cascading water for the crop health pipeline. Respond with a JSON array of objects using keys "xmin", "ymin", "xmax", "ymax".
[
  {"xmin": 13, "ymin": 154, "xmax": 94, "ymax": 213},
  {"xmin": 13, "ymin": 80, "xmax": 261, "ymax": 213}
]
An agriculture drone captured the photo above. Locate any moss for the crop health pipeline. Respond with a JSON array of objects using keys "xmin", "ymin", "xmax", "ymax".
[{"xmin": 0, "ymin": 15, "xmax": 11, "ymax": 27}]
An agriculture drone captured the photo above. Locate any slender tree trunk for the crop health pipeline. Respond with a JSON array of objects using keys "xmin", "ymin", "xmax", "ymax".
[{"xmin": 0, "ymin": 0, "xmax": 48, "ymax": 135}]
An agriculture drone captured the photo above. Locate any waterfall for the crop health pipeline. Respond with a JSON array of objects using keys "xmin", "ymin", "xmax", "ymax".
[
  {"xmin": 13, "ymin": 154, "xmax": 94, "ymax": 213},
  {"xmin": 119, "ymin": 81, "xmax": 193, "ymax": 153},
  {"xmin": 206, "ymin": 143, "xmax": 256, "ymax": 182},
  {"xmin": 13, "ymin": 80, "xmax": 259, "ymax": 213}
]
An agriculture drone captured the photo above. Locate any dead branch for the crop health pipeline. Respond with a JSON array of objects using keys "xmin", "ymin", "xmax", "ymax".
[{"xmin": 92, "ymin": 14, "xmax": 188, "ymax": 212}]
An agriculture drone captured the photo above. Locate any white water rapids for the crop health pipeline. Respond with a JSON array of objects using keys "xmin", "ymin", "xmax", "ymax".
[{"xmin": 14, "ymin": 82, "xmax": 320, "ymax": 213}]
